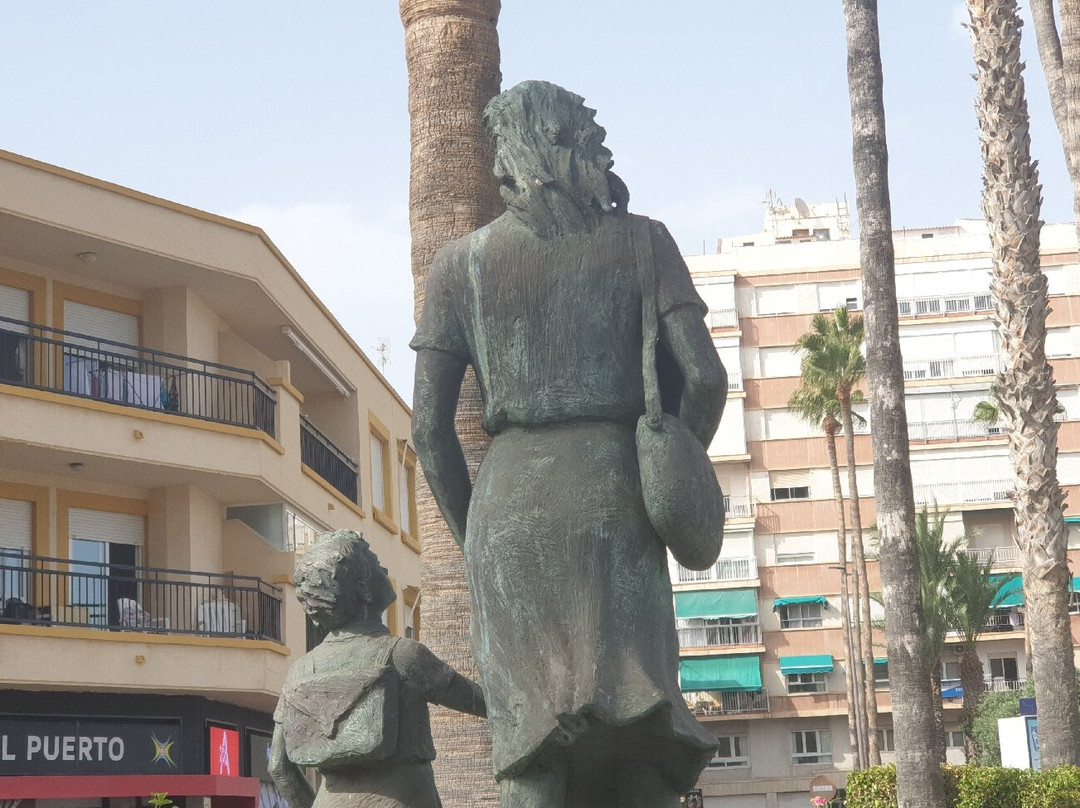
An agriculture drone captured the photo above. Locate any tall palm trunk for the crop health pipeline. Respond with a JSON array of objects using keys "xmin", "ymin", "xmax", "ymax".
[
  {"xmin": 958, "ymin": 649, "xmax": 984, "ymax": 763},
  {"xmin": 826, "ymin": 420, "xmax": 864, "ymax": 767},
  {"xmin": 841, "ymin": 1, "xmax": 945, "ymax": 804},
  {"xmin": 967, "ymin": 0, "xmax": 1080, "ymax": 767},
  {"xmin": 839, "ymin": 393, "xmax": 879, "ymax": 764},
  {"xmin": 929, "ymin": 669, "xmax": 946, "ymax": 764},
  {"xmin": 400, "ymin": 1, "xmax": 502, "ymax": 803}
]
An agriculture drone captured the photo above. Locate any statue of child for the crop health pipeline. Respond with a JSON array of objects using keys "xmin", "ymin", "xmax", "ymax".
[{"xmin": 269, "ymin": 530, "xmax": 486, "ymax": 808}]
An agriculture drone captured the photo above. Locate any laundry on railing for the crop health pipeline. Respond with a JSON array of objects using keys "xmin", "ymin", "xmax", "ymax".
[{"xmin": 63, "ymin": 355, "xmax": 166, "ymax": 409}]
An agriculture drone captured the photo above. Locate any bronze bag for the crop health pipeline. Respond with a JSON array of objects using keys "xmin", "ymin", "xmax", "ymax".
[{"xmin": 632, "ymin": 215, "xmax": 725, "ymax": 571}]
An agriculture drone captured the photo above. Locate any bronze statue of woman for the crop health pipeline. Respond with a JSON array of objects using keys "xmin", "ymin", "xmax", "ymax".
[{"xmin": 412, "ymin": 80, "xmax": 726, "ymax": 808}]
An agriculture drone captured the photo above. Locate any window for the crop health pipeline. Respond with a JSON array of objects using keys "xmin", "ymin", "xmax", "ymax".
[
  {"xmin": 776, "ymin": 551, "xmax": 816, "ymax": 565},
  {"xmin": 878, "ymin": 728, "xmax": 896, "ymax": 752},
  {"xmin": 403, "ymin": 588, "xmax": 420, "ymax": 640},
  {"xmin": 1070, "ymin": 590, "xmax": 1080, "ymax": 615},
  {"xmin": 947, "ymin": 730, "xmax": 965, "ymax": 749},
  {"xmin": 710, "ymin": 735, "xmax": 749, "ymax": 768},
  {"xmin": 68, "ymin": 507, "xmax": 145, "ymax": 627},
  {"xmin": 0, "ymin": 497, "xmax": 32, "ymax": 603},
  {"xmin": 787, "ymin": 672, "xmax": 827, "ymax": 693},
  {"xmin": 874, "ymin": 661, "xmax": 890, "ymax": 688},
  {"xmin": 369, "ymin": 416, "xmax": 394, "ymax": 530},
  {"xmin": 814, "ymin": 228, "xmax": 831, "ymax": 241},
  {"xmin": 990, "ymin": 656, "xmax": 1019, "ymax": 683},
  {"xmin": 792, "ymin": 229, "xmax": 810, "ymax": 238},
  {"xmin": 286, "ymin": 507, "xmax": 321, "ymax": 554},
  {"xmin": 779, "ymin": 602, "xmax": 823, "ymax": 629},
  {"xmin": 770, "ymin": 470, "xmax": 811, "ymax": 502},
  {"xmin": 792, "ymin": 730, "xmax": 832, "ymax": 764},
  {"xmin": 921, "ymin": 232, "xmax": 935, "ymax": 239},
  {"xmin": 677, "ymin": 616, "xmax": 760, "ymax": 648},
  {"xmin": 941, "ymin": 661, "xmax": 961, "ymax": 689},
  {"xmin": 398, "ymin": 447, "xmax": 419, "ymax": 550}
]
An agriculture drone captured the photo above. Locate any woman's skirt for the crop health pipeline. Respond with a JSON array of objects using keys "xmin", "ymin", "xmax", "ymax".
[{"xmin": 465, "ymin": 420, "xmax": 716, "ymax": 791}]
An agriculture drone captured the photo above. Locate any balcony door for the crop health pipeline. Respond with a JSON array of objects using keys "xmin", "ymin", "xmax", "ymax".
[
  {"xmin": 62, "ymin": 301, "xmax": 139, "ymax": 401},
  {"xmin": 0, "ymin": 284, "xmax": 30, "ymax": 385},
  {"xmin": 0, "ymin": 497, "xmax": 32, "ymax": 606},
  {"xmin": 68, "ymin": 507, "xmax": 144, "ymax": 627}
]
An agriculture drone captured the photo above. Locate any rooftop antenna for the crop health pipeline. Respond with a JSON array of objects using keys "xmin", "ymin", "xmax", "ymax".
[
  {"xmin": 374, "ymin": 342, "xmax": 390, "ymax": 372},
  {"xmin": 794, "ymin": 198, "xmax": 811, "ymax": 219}
]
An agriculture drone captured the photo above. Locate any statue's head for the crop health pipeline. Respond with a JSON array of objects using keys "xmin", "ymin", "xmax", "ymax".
[
  {"xmin": 484, "ymin": 80, "xmax": 627, "ymax": 222},
  {"xmin": 294, "ymin": 530, "xmax": 397, "ymax": 630}
]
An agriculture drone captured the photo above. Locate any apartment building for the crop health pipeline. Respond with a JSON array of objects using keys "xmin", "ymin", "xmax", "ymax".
[
  {"xmin": 0, "ymin": 151, "xmax": 420, "ymax": 807},
  {"xmin": 676, "ymin": 201, "xmax": 1080, "ymax": 808}
]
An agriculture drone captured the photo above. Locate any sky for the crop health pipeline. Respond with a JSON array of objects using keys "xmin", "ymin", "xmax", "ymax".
[{"xmin": 0, "ymin": 2, "xmax": 1073, "ymax": 401}]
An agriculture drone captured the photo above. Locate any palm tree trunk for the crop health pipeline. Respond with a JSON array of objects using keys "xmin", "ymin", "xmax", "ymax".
[
  {"xmin": 826, "ymin": 423, "xmax": 863, "ymax": 768},
  {"xmin": 400, "ymin": 1, "xmax": 502, "ymax": 803},
  {"xmin": 966, "ymin": 0, "xmax": 1080, "ymax": 768},
  {"xmin": 929, "ymin": 669, "xmax": 946, "ymax": 764},
  {"xmin": 1029, "ymin": 0, "xmax": 1080, "ymax": 213},
  {"xmin": 959, "ymin": 648, "xmax": 984, "ymax": 763},
  {"xmin": 840, "ymin": 395, "xmax": 879, "ymax": 765},
  {"xmin": 841, "ymin": 1, "xmax": 945, "ymax": 804}
]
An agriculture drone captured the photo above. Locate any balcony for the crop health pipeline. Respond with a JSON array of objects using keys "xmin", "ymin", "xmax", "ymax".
[
  {"xmin": 962, "ymin": 546, "xmax": 1021, "ymax": 568},
  {"xmin": 984, "ymin": 608, "xmax": 1024, "ymax": 632},
  {"xmin": 708, "ymin": 308, "xmax": 739, "ymax": 329},
  {"xmin": 908, "ymin": 419, "xmax": 1007, "ymax": 442},
  {"xmin": 914, "ymin": 479, "xmax": 1013, "ymax": 507},
  {"xmin": 903, "ymin": 354, "xmax": 1002, "ymax": 381},
  {"xmin": 684, "ymin": 689, "xmax": 770, "ymax": 716},
  {"xmin": 0, "ymin": 317, "xmax": 276, "ymax": 437},
  {"xmin": 0, "ymin": 549, "xmax": 282, "ymax": 642},
  {"xmin": 898, "ymin": 292, "xmax": 994, "ymax": 318},
  {"xmin": 676, "ymin": 555, "xmax": 758, "ymax": 585},
  {"xmin": 727, "ymin": 369, "xmax": 744, "ymax": 392},
  {"xmin": 984, "ymin": 677, "xmax": 1027, "ymax": 692},
  {"xmin": 678, "ymin": 622, "xmax": 762, "ymax": 649},
  {"xmin": 724, "ymin": 496, "xmax": 754, "ymax": 519},
  {"xmin": 301, "ymin": 414, "xmax": 359, "ymax": 504}
]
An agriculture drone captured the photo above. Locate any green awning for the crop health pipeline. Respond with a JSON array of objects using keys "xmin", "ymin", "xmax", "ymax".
[
  {"xmin": 874, "ymin": 657, "xmax": 888, "ymax": 666},
  {"xmin": 1065, "ymin": 516, "xmax": 1080, "ymax": 524},
  {"xmin": 679, "ymin": 655, "xmax": 762, "ymax": 692},
  {"xmin": 991, "ymin": 575, "xmax": 1023, "ymax": 608},
  {"xmin": 779, "ymin": 655, "xmax": 834, "ymax": 674},
  {"xmin": 772, "ymin": 595, "xmax": 828, "ymax": 611},
  {"xmin": 675, "ymin": 589, "xmax": 758, "ymax": 619}
]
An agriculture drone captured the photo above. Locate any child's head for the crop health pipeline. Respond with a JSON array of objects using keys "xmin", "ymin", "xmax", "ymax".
[{"xmin": 294, "ymin": 530, "xmax": 397, "ymax": 629}]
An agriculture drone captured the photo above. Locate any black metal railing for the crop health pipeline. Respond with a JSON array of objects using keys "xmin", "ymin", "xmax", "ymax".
[
  {"xmin": 0, "ymin": 316, "xmax": 276, "ymax": 437},
  {"xmin": 0, "ymin": 549, "xmax": 282, "ymax": 642},
  {"xmin": 300, "ymin": 414, "xmax": 359, "ymax": 504}
]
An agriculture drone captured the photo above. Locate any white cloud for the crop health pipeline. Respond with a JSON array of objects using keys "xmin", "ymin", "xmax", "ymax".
[{"xmin": 227, "ymin": 201, "xmax": 417, "ymax": 402}]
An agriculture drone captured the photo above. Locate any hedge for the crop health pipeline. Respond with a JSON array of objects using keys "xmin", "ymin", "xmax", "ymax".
[{"xmin": 845, "ymin": 764, "xmax": 1080, "ymax": 808}]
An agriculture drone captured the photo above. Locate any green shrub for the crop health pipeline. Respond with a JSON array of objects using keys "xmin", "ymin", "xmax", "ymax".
[
  {"xmin": 972, "ymin": 690, "xmax": 1021, "ymax": 766},
  {"xmin": 1024, "ymin": 767, "xmax": 1080, "ymax": 808},
  {"xmin": 955, "ymin": 765, "xmax": 1029, "ymax": 808},
  {"xmin": 845, "ymin": 764, "xmax": 897, "ymax": 808}
]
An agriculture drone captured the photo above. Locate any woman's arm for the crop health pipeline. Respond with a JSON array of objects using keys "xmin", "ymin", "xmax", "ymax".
[
  {"xmin": 412, "ymin": 349, "xmax": 472, "ymax": 549},
  {"xmin": 659, "ymin": 306, "xmax": 727, "ymax": 448},
  {"xmin": 268, "ymin": 724, "xmax": 316, "ymax": 808}
]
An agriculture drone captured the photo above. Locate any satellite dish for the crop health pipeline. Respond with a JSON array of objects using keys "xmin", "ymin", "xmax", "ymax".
[{"xmin": 794, "ymin": 198, "xmax": 811, "ymax": 218}]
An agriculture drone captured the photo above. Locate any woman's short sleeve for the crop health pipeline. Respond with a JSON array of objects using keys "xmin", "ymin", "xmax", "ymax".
[
  {"xmin": 410, "ymin": 248, "xmax": 471, "ymax": 361},
  {"xmin": 651, "ymin": 220, "xmax": 708, "ymax": 319}
]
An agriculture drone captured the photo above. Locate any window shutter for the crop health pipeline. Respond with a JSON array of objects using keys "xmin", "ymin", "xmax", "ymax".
[
  {"xmin": 0, "ymin": 498, "xmax": 32, "ymax": 551},
  {"xmin": 63, "ymin": 301, "xmax": 138, "ymax": 351},
  {"xmin": 69, "ymin": 508, "xmax": 144, "ymax": 547},
  {"xmin": 0, "ymin": 285, "xmax": 30, "ymax": 331},
  {"xmin": 770, "ymin": 470, "xmax": 810, "ymax": 489}
]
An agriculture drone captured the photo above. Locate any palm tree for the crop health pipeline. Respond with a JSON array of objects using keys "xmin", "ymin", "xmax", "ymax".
[
  {"xmin": 400, "ymin": 1, "xmax": 502, "ymax": 803},
  {"xmin": 912, "ymin": 506, "xmax": 962, "ymax": 764},
  {"xmin": 966, "ymin": 0, "xmax": 1080, "ymax": 767},
  {"xmin": 788, "ymin": 383, "xmax": 865, "ymax": 765},
  {"xmin": 950, "ymin": 552, "xmax": 1018, "ymax": 762},
  {"xmin": 794, "ymin": 306, "xmax": 879, "ymax": 763},
  {"xmin": 842, "ymin": 0, "xmax": 945, "ymax": 802}
]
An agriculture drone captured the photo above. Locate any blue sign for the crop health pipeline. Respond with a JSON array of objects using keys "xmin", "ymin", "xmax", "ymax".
[
  {"xmin": 1020, "ymin": 698, "xmax": 1037, "ymax": 716},
  {"xmin": 1027, "ymin": 716, "xmax": 1041, "ymax": 771}
]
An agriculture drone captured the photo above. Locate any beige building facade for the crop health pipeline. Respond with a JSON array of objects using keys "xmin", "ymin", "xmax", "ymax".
[
  {"xmin": 0, "ymin": 151, "xmax": 419, "ymax": 806},
  {"xmin": 677, "ymin": 202, "xmax": 1080, "ymax": 808}
]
